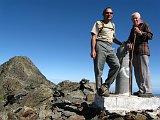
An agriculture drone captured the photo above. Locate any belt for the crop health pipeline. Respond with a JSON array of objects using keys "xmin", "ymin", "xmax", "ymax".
[{"xmin": 97, "ymin": 40, "xmax": 112, "ymax": 45}]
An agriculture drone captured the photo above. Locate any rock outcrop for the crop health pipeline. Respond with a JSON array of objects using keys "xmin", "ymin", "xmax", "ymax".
[{"xmin": 0, "ymin": 56, "xmax": 55, "ymax": 119}]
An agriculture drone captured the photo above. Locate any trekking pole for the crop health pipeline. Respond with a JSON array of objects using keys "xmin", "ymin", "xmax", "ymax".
[{"xmin": 129, "ymin": 33, "xmax": 136, "ymax": 96}]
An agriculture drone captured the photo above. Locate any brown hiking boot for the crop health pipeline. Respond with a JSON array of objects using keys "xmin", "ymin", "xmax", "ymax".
[
  {"xmin": 99, "ymin": 85, "xmax": 110, "ymax": 97},
  {"xmin": 138, "ymin": 93, "xmax": 153, "ymax": 98}
]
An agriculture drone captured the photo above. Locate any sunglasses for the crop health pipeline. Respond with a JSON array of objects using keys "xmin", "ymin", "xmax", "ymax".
[{"xmin": 105, "ymin": 12, "xmax": 113, "ymax": 15}]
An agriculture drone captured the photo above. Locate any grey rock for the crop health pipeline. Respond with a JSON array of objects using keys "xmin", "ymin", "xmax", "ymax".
[{"xmin": 0, "ymin": 56, "xmax": 55, "ymax": 119}]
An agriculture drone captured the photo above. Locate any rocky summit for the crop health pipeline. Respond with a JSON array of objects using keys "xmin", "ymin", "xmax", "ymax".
[
  {"xmin": 0, "ymin": 56, "xmax": 55, "ymax": 119},
  {"xmin": 0, "ymin": 56, "xmax": 160, "ymax": 120}
]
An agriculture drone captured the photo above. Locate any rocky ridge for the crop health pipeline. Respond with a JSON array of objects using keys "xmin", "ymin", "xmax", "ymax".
[{"xmin": 0, "ymin": 56, "xmax": 159, "ymax": 120}]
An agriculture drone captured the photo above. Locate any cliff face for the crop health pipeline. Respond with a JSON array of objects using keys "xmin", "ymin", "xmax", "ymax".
[{"xmin": 0, "ymin": 56, "xmax": 55, "ymax": 116}]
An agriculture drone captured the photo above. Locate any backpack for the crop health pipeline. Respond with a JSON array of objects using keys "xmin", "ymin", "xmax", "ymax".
[{"xmin": 98, "ymin": 20, "xmax": 115, "ymax": 34}]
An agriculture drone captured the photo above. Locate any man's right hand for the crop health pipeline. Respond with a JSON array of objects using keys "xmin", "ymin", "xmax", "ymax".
[{"xmin": 91, "ymin": 50, "xmax": 96, "ymax": 59}]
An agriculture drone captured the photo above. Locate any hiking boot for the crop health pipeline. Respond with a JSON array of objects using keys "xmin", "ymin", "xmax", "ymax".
[
  {"xmin": 138, "ymin": 93, "xmax": 153, "ymax": 98},
  {"xmin": 96, "ymin": 89, "xmax": 101, "ymax": 96},
  {"xmin": 133, "ymin": 91, "xmax": 141, "ymax": 96},
  {"xmin": 99, "ymin": 85, "xmax": 110, "ymax": 97}
]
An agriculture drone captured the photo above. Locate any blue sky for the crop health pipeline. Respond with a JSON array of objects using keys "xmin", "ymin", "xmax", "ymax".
[{"xmin": 0, "ymin": 0, "xmax": 159, "ymax": 94}]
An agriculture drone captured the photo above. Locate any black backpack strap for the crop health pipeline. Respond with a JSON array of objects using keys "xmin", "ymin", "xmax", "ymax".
[
  {"xmin": 98, "ymin": 21, "xmax": 115, "ymax": 35},
  {"xmin": 98, "ymin": 20, "xmax": 104, "ymax": 34}
]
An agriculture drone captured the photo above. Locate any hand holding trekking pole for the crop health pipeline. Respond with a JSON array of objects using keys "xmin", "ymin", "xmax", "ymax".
[{"xmin": 134, "ymin": 27, "xmax": 142, "ymax": 35}]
